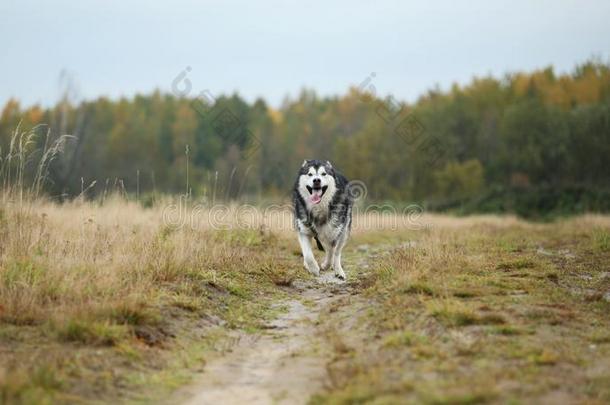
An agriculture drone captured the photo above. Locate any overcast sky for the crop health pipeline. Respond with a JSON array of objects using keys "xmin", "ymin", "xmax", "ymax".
[{"xmin": 1, "ymin": 0, "xmax": 609, "ymax": 108}]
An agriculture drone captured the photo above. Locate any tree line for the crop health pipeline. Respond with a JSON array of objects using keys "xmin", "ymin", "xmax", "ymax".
[{"xmin": 1, "ymin": 59, "xmax": 609, "ymax": 216}]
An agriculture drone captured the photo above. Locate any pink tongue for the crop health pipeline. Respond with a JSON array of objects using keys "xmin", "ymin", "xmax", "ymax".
[{"xmin": 310, "ymin": 192, "xmax": 322, "ymax": 204}]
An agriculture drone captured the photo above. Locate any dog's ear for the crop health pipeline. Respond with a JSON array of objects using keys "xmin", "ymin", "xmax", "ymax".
[
  {"xmin": 302, "ymin": 159, "xmax": 308, "ymax": 168},
  {"xmin": 326, "ymin": 160, "xmax": 333, "ymax": 168}
]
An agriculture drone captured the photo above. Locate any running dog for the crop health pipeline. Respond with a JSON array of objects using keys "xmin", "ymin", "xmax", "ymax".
[{"xmin": 292, "ymin": 159, "xmax": 353, "ymax": 280}]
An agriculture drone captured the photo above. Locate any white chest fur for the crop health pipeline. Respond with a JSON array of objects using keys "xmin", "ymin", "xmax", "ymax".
[{"xmin": 315, "ymin": 222, "xmax": 343, "ymax": 245}]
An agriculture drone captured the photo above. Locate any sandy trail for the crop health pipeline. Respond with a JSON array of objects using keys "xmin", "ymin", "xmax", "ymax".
[{"xmin": 177, "ymin": 273, "xmax": 351, "ymax": 405}]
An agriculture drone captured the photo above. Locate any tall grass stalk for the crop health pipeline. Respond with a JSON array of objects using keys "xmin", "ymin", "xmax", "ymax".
[{"xmin": 0, "ymin": 122, "xmax": 72, "ymax": 204}]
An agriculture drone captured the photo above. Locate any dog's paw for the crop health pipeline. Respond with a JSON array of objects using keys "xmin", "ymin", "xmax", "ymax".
[
  {"xmin": 320, "ymin": 258, "xmax": 331, "ymax": 272},
  {"xmin": 334, "ymin": 268, "xmax": 346, "ymax": 281},
  {"xmin": 304, "ymin": 257, "xmax": 320, "ymax": 276}
]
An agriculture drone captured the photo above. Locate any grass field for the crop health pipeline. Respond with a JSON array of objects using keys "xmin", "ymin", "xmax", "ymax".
[
  {"xmin": 316, "ymin": 215, "xmax": 610, "ymax": 404},
  {"xmin": 0, "ymin": 197, "xmax": 609, "ymax": 404}
]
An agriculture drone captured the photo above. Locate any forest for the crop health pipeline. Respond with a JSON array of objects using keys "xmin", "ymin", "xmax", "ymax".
[{"xmin": 1, "ymin": 59, "xmax": 609, "ymax": 217}]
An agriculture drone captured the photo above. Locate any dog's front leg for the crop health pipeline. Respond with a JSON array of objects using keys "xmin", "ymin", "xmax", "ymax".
[
  {"xmin": 333, "ymin": 248, "xmax": 346, "ymax": 280},
  {"xmin": 298, "ymin": 232, "xmax": 320, "ymax": 276},
  {"xmin": 332, "ymin": 233, "xmax": 348, "ymax": 280},
  {"xmin": 321, "ymin": 244, "xmax": 335, "ymax": 271}
]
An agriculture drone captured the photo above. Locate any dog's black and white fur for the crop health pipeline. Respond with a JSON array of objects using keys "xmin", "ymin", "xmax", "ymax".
[{"xmin": 293, "ymin": 159, "xmax": 353, "ymax": 280}]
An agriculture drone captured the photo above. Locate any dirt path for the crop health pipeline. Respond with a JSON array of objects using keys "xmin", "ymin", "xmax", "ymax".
[{"xmin": 175, "ymin": 273, "xmax": 356, "ymax": 405}]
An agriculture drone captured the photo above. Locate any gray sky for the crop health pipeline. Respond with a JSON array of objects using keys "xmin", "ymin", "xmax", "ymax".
[{"xmin": 1, "ymin": 0, "xmax": 609, "ymax": 108}]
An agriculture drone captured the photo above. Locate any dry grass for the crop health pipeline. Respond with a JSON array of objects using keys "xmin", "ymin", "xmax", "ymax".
[
  {"xmin": 318, "ymin": 215, "xmax": 610, "ymax": 404},
  {"xmin": 0, "ymin": 197, "xmax": 299, "ymax": 403},
  {"xmin": 1, "ymin": 194, "xmax": 609, "ymax": 404},
  {"xmin": 0, "ymin": 198, "xmax": 271, "ymax": 324}
]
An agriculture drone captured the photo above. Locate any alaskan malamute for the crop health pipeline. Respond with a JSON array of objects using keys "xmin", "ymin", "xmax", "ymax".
[{"xmin": 293, "ymin": 159, "xmax": 353, "ymax": 280}]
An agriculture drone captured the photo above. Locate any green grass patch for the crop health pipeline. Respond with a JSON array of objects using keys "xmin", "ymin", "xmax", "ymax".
[
  {"xmin": 170, "ymin": 294, "xmax": 204, "ymax": 312},
  {"xmin": 592, "ymin": 228, "xmax": 610, "ymax": 252},
  {"xmin": 55, "ymin": 319, "xmax": 129, "ymax": 346},
  {"xmin": 495, "ymin": 259, "xmax": 536, "ymax": 271},
  {"xmin": 428, "ymin": 301, "xmax": 506, "ymax": 327},
  {"xmin": 490, "ymin": 325, "xmax": 525, "ymax": 336},
  {"xmin": 383, "ymin": 330, "xmax": 427, "ymax": 347},
  {"xmin": 589, "ymin": 331, "xmax": 610, "ymax": 344},
  {"xmin": 528, "ymin": 349, "xmax": 559, "ymax": 366},
  {"xmin": 104, "ymin": 302, "xmax": 161, "ymax": 326},
  {"xmin": 0, "ymin": 364, "xmax": 63, "ymax": 405},
  {"xmin": 424, "ymin": 390, "xmax": 497, "ymax": 405},
  {"xmin": 452, "ymin": 289, "xmax": 479, "ymax": 298},
  {"xmin": 402, "ymin": 282, "xmax": 435, "ymax": 296}
]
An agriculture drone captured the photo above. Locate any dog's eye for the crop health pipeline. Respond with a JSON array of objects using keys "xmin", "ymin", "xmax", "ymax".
[
  {"xmin": 321, "ymin": 173, "xmax": 327, "ymax": 176},
  {"xmin": 308, "ymin": 173, "xmax": 313, "ymax": 177}
]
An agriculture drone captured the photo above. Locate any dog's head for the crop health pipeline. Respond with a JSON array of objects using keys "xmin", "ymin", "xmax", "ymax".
[{"xmin": 297, "ymin": 159, "xmax": 337, "ymax": 206}]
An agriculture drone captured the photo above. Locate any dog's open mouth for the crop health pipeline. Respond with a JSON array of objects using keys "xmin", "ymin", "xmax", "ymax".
[{"xmin": 306, "ymin": 185, "xmax": 328, "ymax": 204}]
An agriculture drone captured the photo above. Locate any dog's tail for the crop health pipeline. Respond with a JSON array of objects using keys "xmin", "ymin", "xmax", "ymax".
[{"xmin": 314, "ymin": 236, "xmax": 324, "ymax": 251}]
